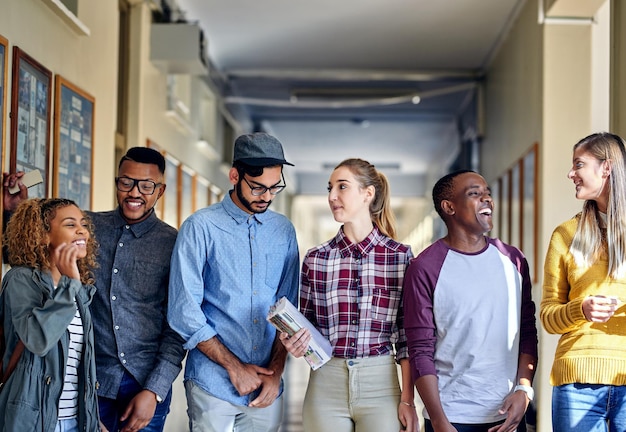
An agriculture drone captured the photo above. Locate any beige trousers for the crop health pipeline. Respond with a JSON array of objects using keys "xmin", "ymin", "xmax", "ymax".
[{"xmin": 302, "ymin": 355, "xmax": 402, "ymax": 432}]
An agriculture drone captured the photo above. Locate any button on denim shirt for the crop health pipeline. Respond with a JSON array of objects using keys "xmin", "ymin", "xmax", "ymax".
[
  {"xmin": 89, "ymin": 209, "xmax": 185, "ymax": 400},
  {"xmin": 168, "ymin": 192, "xmax": 299, "ymax": 406}
]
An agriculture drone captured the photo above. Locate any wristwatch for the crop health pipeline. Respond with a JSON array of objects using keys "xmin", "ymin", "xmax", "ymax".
[
  {"xmin": 155, "ymin": 393, "xmax": 163, "ymax": 403},
  {"xmin": 514, "ymin": 384, "xmax": 534, "ymax": 401}
]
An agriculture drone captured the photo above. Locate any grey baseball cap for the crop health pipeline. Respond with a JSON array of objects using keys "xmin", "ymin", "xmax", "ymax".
[{"xmin": 233, "ymin": 132, "xmax": 294, "ymax": 167}]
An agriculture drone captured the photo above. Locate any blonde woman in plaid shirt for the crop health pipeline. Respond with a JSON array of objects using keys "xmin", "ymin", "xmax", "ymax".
[{"xmin": 281, "ymin": 158, "xmax": 418, "ymax": 432}]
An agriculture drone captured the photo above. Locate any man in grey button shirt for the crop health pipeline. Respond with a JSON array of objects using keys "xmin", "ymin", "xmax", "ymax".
[
  {"xmin": 3, "ymin": 147, "xmax": 186, "ymax": 432},
  {"xmin": 89, "ymin": 147, "xmax": 185, "ymax": 432}
]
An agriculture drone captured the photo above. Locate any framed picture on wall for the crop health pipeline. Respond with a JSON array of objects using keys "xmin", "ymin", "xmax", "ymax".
[
  {"xmin": 194, "ymin": 175, "xmax": 210, "ymax": 211},
  {"xmin": 522, "ymin": 143, "xmax": 539, "ymax": 282},
  {"xmin": 510, "ymin": 161, "xmax": 521, "ymax": 248},
  {"xmin": 490, "ymin": 177, "xmax": 500, "ymax": 239},
  {"xmin": 209, "ymin": 184, "xmax": 223, "ymax": 205},
  {"xmin": 10, "ymin": 47, "xmax": 52, "ymax": 198},
  {"xmin": 146, "ymin": 139, "xmax": 167, "ymax": 221},
  {"xmin": 0, "ymin": 35, "xmax": 7, "ymax": 180},
  {"xmin": 500, "ymin": 170, "xmax": 511, "ymax": 244},
  {"xmin": 0, "ymin": 35, "xmax": 7, "ymax": 268},
  {"xmin": 180, "ymin": 165, "xmax": 194, "ymax": 224},
  {"xmin": 53, "ymin": 76, "xmax": 95, "ymax": 209},
  {"xmin": 163, "ymin": 154, "xmax": 180, "ymax": 228}
]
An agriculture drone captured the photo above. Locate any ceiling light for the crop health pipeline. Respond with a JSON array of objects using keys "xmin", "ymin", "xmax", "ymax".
[{"xmin": 223, "ymin": 82, "xmax": 475, "ymax": 109}]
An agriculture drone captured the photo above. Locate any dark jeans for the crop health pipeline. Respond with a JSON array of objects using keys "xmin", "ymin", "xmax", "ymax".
[
  {"xmin": 424, "ymin": 418, "xmax": 524, "ymax": 432},
  {"xmin": 98, "ymin": 370, "xmax": 172, "ymax": 432}
]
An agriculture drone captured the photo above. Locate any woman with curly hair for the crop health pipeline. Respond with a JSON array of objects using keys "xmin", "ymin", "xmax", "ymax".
[{"xmin": 0, "ymin": 198, "xmax": 101, "ymax": 432}]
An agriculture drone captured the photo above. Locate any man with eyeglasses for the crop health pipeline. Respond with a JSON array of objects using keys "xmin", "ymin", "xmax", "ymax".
[
  {"xmin": 167, "ymin": 132, "xmax": 300, "ymax": 432},
  {"xmin": 2, "ymin": 147, "xmax": 185, "ymax": 432},
  {"xmin": 89, "ymin": 147, "xmax": 185, "ymax": 432}
]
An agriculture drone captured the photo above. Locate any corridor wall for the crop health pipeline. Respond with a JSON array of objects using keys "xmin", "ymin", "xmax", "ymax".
[{"xmin": 482, "ymin": 0, "xmax": 612, "ymax": 430}]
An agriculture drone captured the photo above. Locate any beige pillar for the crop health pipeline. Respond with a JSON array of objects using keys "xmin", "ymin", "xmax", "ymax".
[{"xmin": 538, "ymin": 3, "xmax": 608, "ymax": 429}]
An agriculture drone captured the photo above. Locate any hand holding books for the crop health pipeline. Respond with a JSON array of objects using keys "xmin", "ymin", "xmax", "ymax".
[
  {"xmin": 279, "ymin": 328, "xmax": 311, "ymax": 358},
  {"xmin": 267, "ymin": 297, "xmax": 332, "ymax": 370}
]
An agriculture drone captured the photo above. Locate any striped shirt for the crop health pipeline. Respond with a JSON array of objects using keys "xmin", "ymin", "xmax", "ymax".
[
  {"xmin": 58, "ymin": 305, "xmax": 84, "ymax": 420},
  {"xmin": 300, "ymin": 226, "xmax": 413, "ymax": 360}
]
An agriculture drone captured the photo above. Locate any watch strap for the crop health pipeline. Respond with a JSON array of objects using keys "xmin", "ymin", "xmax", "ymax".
[{"xmin": 514, "ymin": 384, "xmax": 534, "ymax": 401}]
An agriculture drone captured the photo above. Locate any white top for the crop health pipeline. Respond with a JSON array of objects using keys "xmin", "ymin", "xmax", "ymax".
[{"xmin": 58, "ymin": 305, "xmax": 84, "ymax": 420}]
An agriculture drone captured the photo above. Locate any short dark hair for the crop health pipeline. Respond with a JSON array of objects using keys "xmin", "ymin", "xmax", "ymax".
[
  {"xmin": 119, "ymin": 147, "xmax": 166, "ymax": 175},
  {"xmin": 233, "ymin": 160, "xmax": 279, "ymax": 178},
  {"xmin": 432, "ymin": 169, "xmax": 475, "ymax": 219}
]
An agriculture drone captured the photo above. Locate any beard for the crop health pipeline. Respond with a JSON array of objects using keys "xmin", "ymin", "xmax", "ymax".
[{"xmin": 236, "ymin": 181, "xmax": 272, "ymax": 214}]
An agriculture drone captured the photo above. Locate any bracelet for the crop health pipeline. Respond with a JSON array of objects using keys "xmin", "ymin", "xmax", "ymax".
[{"xmin": 400, "ymin": 401, "xmax": 415, "ymax": 408}]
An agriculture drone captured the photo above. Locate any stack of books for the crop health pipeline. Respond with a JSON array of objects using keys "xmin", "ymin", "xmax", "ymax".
[{"xmin": 267, "ymin": 297, "xmax": 332, "ymax": 370}]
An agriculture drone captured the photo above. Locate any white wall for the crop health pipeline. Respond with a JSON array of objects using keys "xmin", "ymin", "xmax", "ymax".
[{"xmin": 482, "ymin": 0, "xmax": 543, "ymax": 183}]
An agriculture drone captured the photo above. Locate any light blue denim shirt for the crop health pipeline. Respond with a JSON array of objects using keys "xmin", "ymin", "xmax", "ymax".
[{"xmin": 167, "ymin": 191, "xmax": 299, "ymax": 406}]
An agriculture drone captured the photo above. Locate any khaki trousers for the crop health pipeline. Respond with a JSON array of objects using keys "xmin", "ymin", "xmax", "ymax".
[
  {"xmin": 303, "ymin": 355, "xmax": 402, "ymax": 432},
  {"xmin": 185, "ymin": 380, "xmax": 283, "ymax": 432}
]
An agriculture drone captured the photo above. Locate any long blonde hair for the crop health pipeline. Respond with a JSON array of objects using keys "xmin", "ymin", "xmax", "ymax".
[
  {"xmin": 4, "ymin": 198, "xmax": 98, "ymax": 285},
  {"xmin": 570, "ymin": 132, "xmax": 626, "ymax": 278},
  {"xmin": 334, "ymin": 158, "xmax": 397, "ymax": 239}
]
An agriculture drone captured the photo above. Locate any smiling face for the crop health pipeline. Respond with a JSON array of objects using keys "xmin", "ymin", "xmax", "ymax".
[
  {"xmin": 46, "ymin": 205, "xmax": 90, "ymax": 259},
  {"xmin": 444, "ymin": 172, "xmax": 494, "ymax": 235},
  {"xmin": 116, "ymin": 160, "xmax": 165, "ymax": 224},
  {"xmin": 568, "ymin": 146, "xmax": 609, "ymax": 211},
  {"xmin": 327, "ymin": 166, "xmax": 373, "ymax": 224}
]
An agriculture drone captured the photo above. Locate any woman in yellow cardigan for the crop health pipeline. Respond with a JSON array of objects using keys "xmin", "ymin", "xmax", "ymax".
[{"xmin": 541, "ymin": 132, "xmax": 626, "ymax": 431}]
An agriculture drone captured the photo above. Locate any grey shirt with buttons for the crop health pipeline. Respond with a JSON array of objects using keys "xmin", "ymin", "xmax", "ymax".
[{"xmin": 88, "ymin": 208, "xmax": 185, "ymax": 400}]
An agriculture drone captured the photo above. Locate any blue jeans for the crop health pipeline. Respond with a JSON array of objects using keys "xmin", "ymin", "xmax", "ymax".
[
  {"xmin": 55, "ymin": 418, "xmax": 79, "ymax": 432},
  {"xmin": 552, "ymin": 383, "xmax": 626, "ymax": 432},
  {"xmin": 99, "ymin": 370, "xmax": 172, "ymax": 432}
]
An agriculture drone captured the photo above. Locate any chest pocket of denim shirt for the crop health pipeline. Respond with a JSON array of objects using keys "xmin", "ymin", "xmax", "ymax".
[
  {"xmin": 372, "ymin": 286, "xmax": 402, "ymax": 323},
  {"xmin": 265, "ymin": 251, "xmax": 286, "ymax": 289},
  {"xmin": 131, "ymin": 258, "xmax": 167, "ymax": 306}
]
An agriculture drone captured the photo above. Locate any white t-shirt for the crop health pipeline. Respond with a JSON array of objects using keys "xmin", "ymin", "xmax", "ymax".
[{"xmin": 58, "ymin": 304, "xmax": 84, "ymax": 420}]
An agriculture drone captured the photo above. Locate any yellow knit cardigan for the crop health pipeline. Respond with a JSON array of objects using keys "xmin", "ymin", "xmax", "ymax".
[{"xmin": 541, "ymin": 216, "xmax": 626, "ymax": 386}]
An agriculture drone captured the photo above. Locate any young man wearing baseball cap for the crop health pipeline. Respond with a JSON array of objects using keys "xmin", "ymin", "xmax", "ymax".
[{"xmin": 167, "ymin": 132, "xmax": 300, "ymax": 431}]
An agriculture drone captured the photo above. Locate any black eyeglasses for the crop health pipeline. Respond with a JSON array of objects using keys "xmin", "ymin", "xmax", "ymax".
[
  {"xmin": 115, "ymin": 177, "xmax": 162, "ymax": 195},
  {"xmin": 241, "ymin": 173, "xmax": 286, "ymax": 196}
]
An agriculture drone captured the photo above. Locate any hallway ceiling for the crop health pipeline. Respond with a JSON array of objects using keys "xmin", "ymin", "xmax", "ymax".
[{"xmin": 173, "ymin": 0, "xmax": 526, "ymax": 199}]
